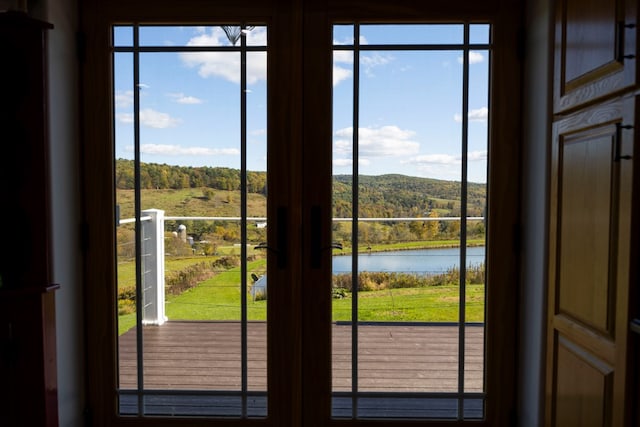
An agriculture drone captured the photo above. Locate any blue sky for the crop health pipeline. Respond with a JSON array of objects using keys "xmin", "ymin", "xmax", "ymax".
[{"xmin": 114, "ymin": 24, "xmax": 489, "ymax": 183}]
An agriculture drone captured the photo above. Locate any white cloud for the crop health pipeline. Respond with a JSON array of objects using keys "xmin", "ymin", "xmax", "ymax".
[
  {"xmin": 402, "ymin": 150, "xmax": 487, "ymax": 180},
  {"xmin": 457, "ymin": 51, "xmax": 485, "ymax": 64},
  {"xmin": 117, "ymin": 108, "xmax": 182, "ymax": 129},
  {"xmin": 332, "ymin": 158, "xmax": 371, "ymax": 167},
  {"xmin": 333, "ymin": 50, "xmax": 353, "ymax": 64},
  {"xmin": 180, "ymin": 27, "xmax": 267, "ymax": 84},
  {"xmin": 331, "ymin": 40, "xmax": 392, "ymax": 85},
  {"xmin": 333, "ymin": 66, "xmax": 353, "ymax": 86},
  {"xmin": 334, "ymin": 125, "xmax": 420, "ymax": 157},
  {"xmin": 469, "ymin": 52, "xmax": 485, "ymax": 64},
  {"xmin": 410, "ymin": 153, "xmax": 459, "ymax": 165},
  {"xmin": 116, "ymin": 113, "xmax": 132, "ymax": 124},
  {"xmin": 136, "ymin": 144, "xmax": 240, "ymax": 156},
  {"xmin": 333, "ymin": 158, "xmax": 353, "ymax": 167},
  {"xmin": 333, "ymin": 35, "xmax": 368, "ymax": 47},
  {"xmin": 361, "ymin": 52, "xmax": 392, "ymax": 75},
  {"xmin": 168, "ymin": 92, "xmax": 204, "ymax": 104},
  {"xmin": 454, "ymin": 107, "xmax": 488, "ymax": 123},
  {"xmin": 468, "ymin": 150, "xmax": 488, "ymax": 161},
  {"xmin": 415, "ymin": 164, "xmax": 461, "ymax": 180},
  {"xmin": 115, "ymin": 90, "xmax": 134, "ymax": 108},
  {"xmin": 404, "ymin": 150, "xmax": 487, "ymax": 166},
  {"xmin": 333, "ymin": 50, "xmax": 353, "ymax": 86},
  {"xmin": 115, "ymin": 84, "xmax": 150, "ymax": 109}
]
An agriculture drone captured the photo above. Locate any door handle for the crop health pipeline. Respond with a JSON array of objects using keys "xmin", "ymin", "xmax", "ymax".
[
  {"xmin": 310, "ymin": 206, "xmax": 343, "ymax": 268},
  {"xmin": 614, "ymin": 123, "xmax": 633, "ymax": 161},
  {"xmin": 254, "ymin": 206, "xmax": 287, "ymax": 269},
  {"xmin": 631, "ymin": 319, "xmax": 640, "ymax": 336},
  {"xmin": 616, "ymin": 21, "xmax": 637, "ymax": 62}
]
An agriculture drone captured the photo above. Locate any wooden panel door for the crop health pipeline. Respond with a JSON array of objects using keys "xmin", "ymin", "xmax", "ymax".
[
  {"xmin": 301, "ymin": 1, "xmax": 521, "ymax": 426},
  {"xmin": 547, "ymin": 97, "xmax": 636, "ymax": 426},
  {"xmin": 553, "ymin": 0, "xmax": 637, "ymax": 114},
  {"xmin": 81, "ymin": 1, "xmax": 521, "ymax": 425}
]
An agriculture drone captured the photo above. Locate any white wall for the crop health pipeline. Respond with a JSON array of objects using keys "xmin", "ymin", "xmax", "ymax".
[
  {"xmin": 41, "ymin": 0, "xmax": 85, "ymax": 425},
  {"xmin": 518, "ymin": 0, "xmax": 553, "ymax": 424}
]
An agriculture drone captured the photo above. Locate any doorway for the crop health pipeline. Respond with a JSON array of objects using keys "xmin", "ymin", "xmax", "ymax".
[{"xmin": 81, "ymin": 1, "xmax": 521, "ymax": 426}]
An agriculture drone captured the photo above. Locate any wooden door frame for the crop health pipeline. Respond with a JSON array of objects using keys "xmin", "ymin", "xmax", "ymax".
[
  {"xmin": 80, "ymin": 1, "xmax": 522, "ymax": 426},
  {"xmin": 81, "ymin": 1, "xmax": 303, "ymax": 426},
  {"xmin": 301, "ymin": 1, "xmax": 522, "ymax": 426}
]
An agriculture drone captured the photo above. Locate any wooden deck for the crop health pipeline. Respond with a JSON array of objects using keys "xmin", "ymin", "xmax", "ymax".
[{"xmin": 119, "ymin": 321, "xmax": 484, "ymax": 393}]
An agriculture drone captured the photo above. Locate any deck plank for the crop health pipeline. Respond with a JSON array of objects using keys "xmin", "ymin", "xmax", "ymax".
[{"xmin": 119, "ymin": 321, "xmax": 484, "ymax": 393}]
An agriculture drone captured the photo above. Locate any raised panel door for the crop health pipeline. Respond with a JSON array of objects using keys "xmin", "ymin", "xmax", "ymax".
[
  {"xmin": 547, "ymin": 97, "xmax": 635, "ymax": 426},
  {"xmin": 553, "ymin": 0, "xmax": 637, "ymax": 113}
]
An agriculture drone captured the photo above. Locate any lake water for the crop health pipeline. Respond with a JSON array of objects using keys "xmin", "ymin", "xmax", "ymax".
[{"xmin": 332, "ymin": 246, "xmax": 485, "ymax": 275}]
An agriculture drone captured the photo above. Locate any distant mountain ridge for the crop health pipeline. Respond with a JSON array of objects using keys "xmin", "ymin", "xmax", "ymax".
[
  {"xmin": 115, "ymin": 159, "xmax": 486, "ymax": 218},
  {"xmin": 333, "ymin": 174, "xmax": 485, "ymax": 217}
]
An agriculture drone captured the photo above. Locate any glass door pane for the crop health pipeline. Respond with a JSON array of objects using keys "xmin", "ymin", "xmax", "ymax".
[
  {"xmin": 113, "ymin": 24, "xmax": 268, "ymax": 417},
  {"xmin": 330, "ymin": 23, "xmax": 489, "ymax": 420}
]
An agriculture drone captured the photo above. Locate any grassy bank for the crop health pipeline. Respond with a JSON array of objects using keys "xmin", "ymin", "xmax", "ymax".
[
  {"xmin": 117, "ymin": 241, "xmax": 485, "ymax": 335},
  {"xmin": 336, "ymin": 238, "xmax": 485, "ymax": 255},
  {"xmin": 332, "ymin": 285, "xmax": 484, "ymax": 322}
]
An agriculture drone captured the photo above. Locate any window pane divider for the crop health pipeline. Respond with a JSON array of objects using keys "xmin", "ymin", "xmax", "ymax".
[
  {"xmin": 457, "ymin": 22, "xmax": 470, "ymax": 421},
  {"xmin": 350, "ymin": 22, "xmax": 361, "ymax": 419},
  {"xmin": 131, "ymin": 22, "xmax": 145, "ymax": 417},
  {"xmin": 332, "ymin": 43, "xmax": 491, "ymax": 51},
  {"xmin": 113, "ymin": 45, "xmax": 267, "ymax": 52},
  {"xmin": 240, "ymin": 22, "xmax": 249, "ymax": 418}
]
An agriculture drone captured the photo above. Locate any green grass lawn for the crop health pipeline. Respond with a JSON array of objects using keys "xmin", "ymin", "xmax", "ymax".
[
  {"xmin": 117, "ymin": 241, "xmax": 486, "ymax": 335},
  {"xmin": 118, "ymin": 259, "xmax": 267, "ymax": 334},
  {"xmin": 118, "ymin": 278, "xmax": 484, "ymax": 335},
  {"xmin": 332, "ymin": 285, "xmax": 484, "ymax": 322},
  {"xmin": 164, "ymin": 259, "xmax": 267, "ymax": 321}
]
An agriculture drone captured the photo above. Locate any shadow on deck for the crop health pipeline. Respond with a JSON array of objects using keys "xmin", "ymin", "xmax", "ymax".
[{"xmin": 118, "ymin": 321, "xmax": 484, "ymax": 419}]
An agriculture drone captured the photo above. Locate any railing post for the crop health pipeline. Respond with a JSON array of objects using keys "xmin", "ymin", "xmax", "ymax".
[{"xmin": 141, "ymin": 209, "xmax": 167, "ymax": 325}]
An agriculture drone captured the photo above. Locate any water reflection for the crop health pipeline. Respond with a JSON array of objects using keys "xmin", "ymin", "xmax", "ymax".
[{"xmin": 332, "ymin": 246, "xmax": 485, "ymax": 275}]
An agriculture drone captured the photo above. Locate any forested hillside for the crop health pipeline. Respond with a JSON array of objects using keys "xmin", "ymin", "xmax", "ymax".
[
  {"xmin": 115, "ymin": 160, "xmax": 486, "ymax": 219},
  {"xmin": 115, "ymin": 159, "xmax": 267, "ymax": 194},
  {"xmin": 333, "ymin": 174, "xmax": 485, "ymax": 218},
  {"xmin": 115, "ymin": 160, "xmax": 486, "ymax": 251}
]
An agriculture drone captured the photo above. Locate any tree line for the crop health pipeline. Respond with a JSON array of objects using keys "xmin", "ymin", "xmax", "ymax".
[
  {"xmin": 115, "ymin": 160, "xmax": 486, "ymax": 247},
  {"xmin": 115, "ymin": 160, "xmax": 486, "ymax": 219},
  {"xmin": 333, "ymin": 174, "xmax": 486, "ymax": 218},
  {"xmin": 115, "ymin": 159, "xmax": 267, "ymax": 194}
]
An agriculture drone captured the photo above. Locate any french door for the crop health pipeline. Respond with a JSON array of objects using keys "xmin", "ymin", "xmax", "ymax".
[{"xmin": 82, "ymin": 1, "xmax": 521, "ymax": 426}]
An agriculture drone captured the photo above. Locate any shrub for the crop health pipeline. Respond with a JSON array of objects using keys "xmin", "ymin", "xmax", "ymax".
[
  {"xmin": 118, "ymin": 285, "xmax": 136, "ymax": 301},
  {"xmin": 165, "ymin": 256, "xmax": 241, "ymax": 295},
  {"xmin": 332, "ymin": 287, "xmax": 349, "ymax": 299},
  {"xmin": 252, "ymin": 289, "xmax": 267, "ymax": 301},
  {"xmin": 333, "ymin": 273, "xmax": 352, "ymax": 290},
  {"xmin": 211, "ymin": 256, "xmax": 240, "ymax": 269},
  {"xmin": 466, "ymin": 263, "xmax": 485, "ymax": 284},
  {"xmin": 331, "ymin": 264, "xmax": 485, "ymax": 292},
  {"xmin": 389, "ymin": 273, "xmax": 422, "ymax": 289},
  {"xmin": 166, "ymin": 262, "xmax": 214, "ymax": 295},
  {"xmin": 118, "ymin": 299, "xmax": 136, "ymax": 315}
]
